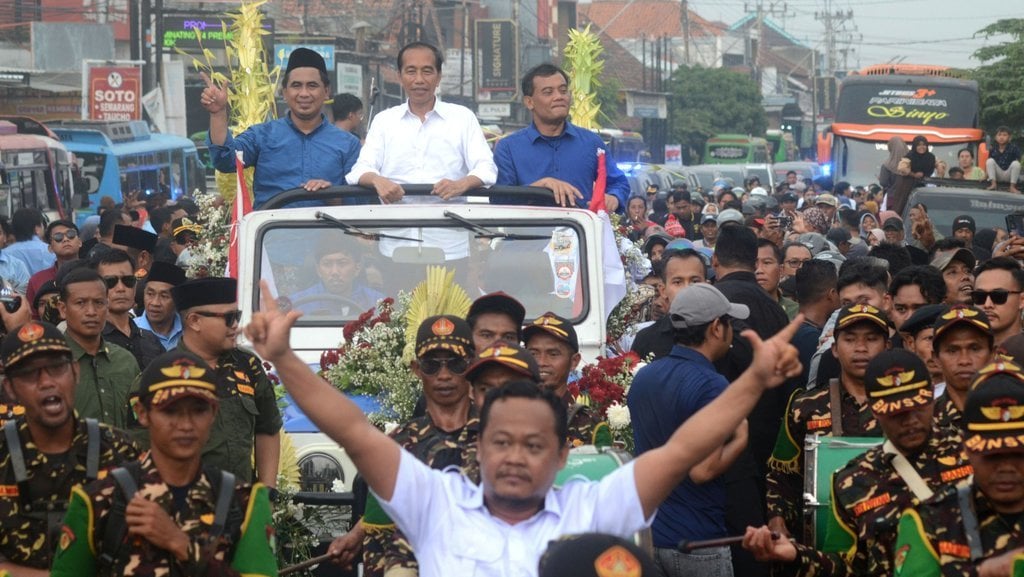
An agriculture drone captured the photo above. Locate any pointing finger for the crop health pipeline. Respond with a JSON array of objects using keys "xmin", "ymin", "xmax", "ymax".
[{"xmin": 200, "ymin": 71, "xmax": 215, "ymax": 89}]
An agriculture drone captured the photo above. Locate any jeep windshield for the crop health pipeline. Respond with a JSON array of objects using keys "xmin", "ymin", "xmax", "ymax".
[{"xmin": 255, "ymin": 217, "xmax": 589, "ymax": 324}]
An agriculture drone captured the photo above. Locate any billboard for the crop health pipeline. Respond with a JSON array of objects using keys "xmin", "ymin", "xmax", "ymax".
[
  {"xmin": 85, "ymin": 64, "xmax": 142, "ymax": 121},
  {"xmin": 475, "ymin": 20, "xmax": 518, "ymax": 102},
  {"xmin": 161, "ymin": 15, "xmax": 275, "ymax": 50}
]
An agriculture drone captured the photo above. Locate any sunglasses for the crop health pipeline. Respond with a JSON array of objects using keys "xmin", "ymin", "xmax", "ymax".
[
  {"xmin": 193, "ymin": 309, "xmax": 243, "ymax": 326},
  {"xmin": 971, "ymin": 289, "xmax": 1023, "ymax": 306},
  {"xmin": 50, "ymin": 230, "xmax": 78, "ymax": 243},
  {"xmin": 419, "ymin": 356, "xmax": 469, "ymax": 375},
  {"xmin": 102, "ymin": 275, "xmax": 138, "ymax": 289},
  {"xmin": 9, "ymin": 359, "xmax": 72, "ymax": 382}
]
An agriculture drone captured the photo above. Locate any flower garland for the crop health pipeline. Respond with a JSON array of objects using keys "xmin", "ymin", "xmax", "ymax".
[
  {"xmin": 569, "ymin": 351, "xmax": 644, "ymax": 451},
  {"xmin": 185, "ymin": 191, "xmax": 230, "ymax": 278},
  {"xmin": 319, "ymin": 294, "xmax": 422, "ymax": 425},
  {"xmin": 605, "ymin": 213, "xmax": 656, "ymax": 348}
]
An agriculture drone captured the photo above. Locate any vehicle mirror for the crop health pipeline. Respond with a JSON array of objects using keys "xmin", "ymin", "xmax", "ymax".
[{"xmin": 391, "ymin": 246, "xmax": 446, "ymax": 264}]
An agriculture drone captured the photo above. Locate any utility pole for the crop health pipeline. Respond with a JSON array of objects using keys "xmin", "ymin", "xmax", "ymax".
[
  {"xmin": 744, "ymin": 1, "xmax": 790, "ymax": 86},
  {"xmin": 814, "ymin": 0, "xmax": 855, "ymax": 77},
  {"xmin": 681, "ymin": 0, "xmax": 690, "ymax": 65}
]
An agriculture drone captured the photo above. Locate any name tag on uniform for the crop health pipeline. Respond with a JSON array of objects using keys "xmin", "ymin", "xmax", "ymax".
[
  {"xmin": 853, "ymin": 492, "xmax": 891, "ymax": 516},
  {"xmin": 807, "ymin": 417, "xmax": 832, "ymax": 431},
  {"xmin": 0, "ymin": 485, "xmax": 19, "ymax": 497},
  {"xmin": 938, "ymin": 541, "xmax": 971, "ymax": 558},
  {"xmin": 940, "ymin": 465, "xmax": 973, "ymax": 483}
]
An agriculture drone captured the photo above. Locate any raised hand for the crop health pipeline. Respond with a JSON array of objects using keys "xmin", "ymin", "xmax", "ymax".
[
  {"xmin": 199, "ymin": 71, "xmax": 228, "ymax": 115},
  {"xmin": 244, "ymin": 280, "xmax": 303, "ymax": 363}
]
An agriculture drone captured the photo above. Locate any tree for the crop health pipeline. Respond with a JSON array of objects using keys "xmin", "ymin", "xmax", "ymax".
[
  {"xmin": 973, "ymin": 19, "xmax": 1024, "ymax": 135},
  {"xmin": 667, "ymin": 66, "xmax": 766, "ymax": 164}
]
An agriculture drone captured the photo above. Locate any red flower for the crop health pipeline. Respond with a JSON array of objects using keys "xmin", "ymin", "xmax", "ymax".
[{"xmin": 320, "ymin": 349, "xmax": 341, "ymax": 371}]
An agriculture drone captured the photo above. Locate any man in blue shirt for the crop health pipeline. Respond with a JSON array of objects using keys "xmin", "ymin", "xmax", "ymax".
[
  {"xmin": 5, "ymin": 208, "xmax": 54, "ymax": 277},
  {"xmin": 494, "ymin": 64, "xmax": 630, "ymax": 212},
  {"xmin": 629, "ymin": 283, "xmax": 751, "ymax": 577},
  {"xmin": 202, "ymin": 47, "xmax": 361, "ymax": 208}
]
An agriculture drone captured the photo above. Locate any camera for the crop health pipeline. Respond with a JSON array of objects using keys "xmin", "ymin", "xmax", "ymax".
[
  {"xmin": 0, "ymin": 283, "xmax": 21, "ymax": 315},
  {"xmin": 777, "ymin": 215, "xmax": 793, "ymax": 230},
  {"xmin": 1007, "ymin": 213, "xmax": 1024, "ymax": 238}
]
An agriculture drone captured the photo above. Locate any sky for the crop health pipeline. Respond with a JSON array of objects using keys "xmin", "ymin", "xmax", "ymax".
[{"xmin": 687, "ymin": 0, "xmax": 1014, "ymax": 71}]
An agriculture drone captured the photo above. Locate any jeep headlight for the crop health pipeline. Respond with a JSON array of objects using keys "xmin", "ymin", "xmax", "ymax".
[{"xmin": 297, "ymin": 452, "xmax": 344, "ymax": 493}]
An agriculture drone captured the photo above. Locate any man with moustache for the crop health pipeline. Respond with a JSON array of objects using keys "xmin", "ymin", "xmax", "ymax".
[
  {"xmin": 0, "ymin": 321, "xmax": 139, "ymax": 576},
  {"xmin": 930, "ymin": 242, "xmax": 975, "ymax": 306},
  {"xmin": 971, "ymin": 257, "xmax": 1024, "ymax": 348},
  {"xmin": 94, "ymin": 250, "xmax": 163, "ymax": 370}
]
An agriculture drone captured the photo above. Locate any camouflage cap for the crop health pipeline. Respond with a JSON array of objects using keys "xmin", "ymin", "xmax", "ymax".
[
  {"xmin": 415, "ymin": 315, "xmax": 473, "ymax": 358},
  {"xmin": 137, "ymin": 350, "xmax": 219, "ymax": 408},
  {"xmin": 523, "ymin": 312, "xmax": 579, "ymax": 352},
  {"xmin": 834, "ymin": 303, "xmax": 891, "ymax": 335},
  {"xmin": 539, "ymin": 533, "xmax": 659, "ymax": 577},
  {"xmin": 864, "ymin": 350, "xmax": 933, "ymax": 416},
  {"xmin": 1, "ymin": 321, "xmax": 71, "ymax": 370},
  {"xmin": 932, "ymin": 305, "xmax": 992, "ymax": 348},
  {"xmin": 963, "ymin": 360, "xmax": 1024, "ymax": 455},
  {"xmin": 465, "ymin": 343, "xmax": 541, "ymax": 383}
]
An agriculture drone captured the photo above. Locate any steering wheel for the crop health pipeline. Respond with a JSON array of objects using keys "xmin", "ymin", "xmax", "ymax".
[{"xmin": 285, "ymin": 293, "xmax": 370, "ymax": 317}]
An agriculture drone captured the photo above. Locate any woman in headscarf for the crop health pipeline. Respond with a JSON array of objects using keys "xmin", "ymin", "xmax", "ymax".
[
  {"xmin": 859, "ymin": 211, "xmax": 879, "ymax": 243},
  {"xmin": 906, "ymin": 135, "xmax": 937, "ymax": 180},
  {"xmin": 879, "ymin": 136, "xmax": 914, "ymax": 215}
]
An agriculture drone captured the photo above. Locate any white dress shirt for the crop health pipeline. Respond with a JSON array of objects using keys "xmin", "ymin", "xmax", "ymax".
[
  {"xmin": 347, "ymin": 98, "xmax": 498, "ymax": 260},
  {"xmin": 377, "ymin": 449, "xmax": 652, "ymax": 577}
]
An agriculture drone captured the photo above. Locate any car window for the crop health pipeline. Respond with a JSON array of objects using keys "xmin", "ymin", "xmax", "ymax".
[
  {"xmin": 909, "ymin": 192, "xmax": 1024, "ymax": 236},
  {"xmin": 256, "ymin": 220, "xmax": 588, "ymax": 323}
]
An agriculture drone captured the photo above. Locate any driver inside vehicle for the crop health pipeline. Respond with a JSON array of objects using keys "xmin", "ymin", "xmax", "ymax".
[{"xmin": 288, "ymin": 233, "xmax": 384, "ymax": 317}]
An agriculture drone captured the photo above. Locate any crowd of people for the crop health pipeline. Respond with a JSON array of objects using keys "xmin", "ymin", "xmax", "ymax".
[{"xmin": 1, "ymin": 34, "xmax": 1024, "ymax": 577}]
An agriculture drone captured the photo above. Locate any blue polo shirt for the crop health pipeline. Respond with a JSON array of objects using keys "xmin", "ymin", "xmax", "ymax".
[
  {"xmin": 209, "ymin": 113, "xmax": 361, "ymax": 208},
  {"xmin": 493, "ymin": 121, "xmax": 630, "ymax": 210},
  {"xmin": 628, "ymin": 344, "xmax": 729, "ymax": 547}
]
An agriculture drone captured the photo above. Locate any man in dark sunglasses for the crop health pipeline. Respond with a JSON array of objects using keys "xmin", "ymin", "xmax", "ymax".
[
  {"xmin": 26, "ymin": 220, "xmax": 81, "ymax": 316},
  {"xmin": 94, "ymin": 249, "xmax": 163, "ymax": 371},
  {"xmin": 973, "ymin": 257, "xmax": 1024, "ymax": 348},
  {"xmin": 338, "ymin": 314, "xmax": 478, "ymax": 574},
  {"xmin": 172, "ymin": 276, "xmax": 281, "ymax": 487}
]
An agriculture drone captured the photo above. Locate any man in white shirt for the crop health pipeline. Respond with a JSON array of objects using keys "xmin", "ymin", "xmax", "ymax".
[
  {"xmin": 347, "ymin": 41, "xmax": 497, "ymax": 203},
  {"xmin": 246, "ymin": 280, "xmax": 805, "ymax": 577}
]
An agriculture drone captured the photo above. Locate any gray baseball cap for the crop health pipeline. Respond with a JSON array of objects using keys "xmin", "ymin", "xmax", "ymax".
[
  {"xmin": 718, "ymin": 208, "xmax": 744, "ymax": 226},
  {"xmin": 669, "ymin": 284, "xmax": 750, "ymax": 329}
]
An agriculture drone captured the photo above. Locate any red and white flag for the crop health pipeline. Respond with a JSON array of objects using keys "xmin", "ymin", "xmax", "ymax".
[
  {"xmin": 225, "ymin": 150, "xmax": 253, "ymax": 279},
  {"xmin": 588, "ymin": 149, "xmax": 607, "ymax": 213}
]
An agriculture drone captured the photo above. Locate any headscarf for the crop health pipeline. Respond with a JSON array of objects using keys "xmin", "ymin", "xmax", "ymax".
[
  {"xmin": 974, "ymin": 228, "xmax": 998, "ymax": 253},
  {"xmin": 859, "ymin": 212, "xmax": 878, "ymax": 237},
  {"xmin": 906, "ymin": 135, "xmax": 936, "ymax": 177},
  {"xmin": 801, "ymin": 207, "xmax": 830, "ymax": 235},
  {"xmin": 884, "ymin": 137, "xmax": 908, "ymax": 172}
]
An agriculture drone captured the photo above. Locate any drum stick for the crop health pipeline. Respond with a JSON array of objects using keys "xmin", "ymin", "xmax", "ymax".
[
  {"xmin": 677, "ymin": 531, "xmax": 780, "ymax": 552},
  {"xmin": 280, "ymin": 552, "xmax": 335, "ymax": 576}
]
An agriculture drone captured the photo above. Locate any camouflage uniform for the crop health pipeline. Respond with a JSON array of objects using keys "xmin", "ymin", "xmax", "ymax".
[
  {"xmin": 566, "ymin": 398, "xmax": 612, "ymax": 448},
  {"xmin": 766, "ymin": 382, "xmax": 881, "ymax": 535},
  {"xmin": 0, "ymin": 415, "xmax": 139, "ymax": 569},
  {"xmin": 0, "ymin": 401, "xmax": 23, "ymax": 427},
  {"xmin": 932, "ymin": 392, "xmax": 961, "ymax": 430},
  {"xmin": 178, "ymin": 342, "xmax": 283, "ymax": 483},
  {"xmin": 894, "ymin": 481, "xmax": 1024, "ymax": 577},
  {"xmin": 363, "ymin": 409, "xmax": 481, "ymax": 577},
  {"xmin": 51, "ymin": 453, "xmax": 278, "ymax": 577},
  {"xmin": 782, "ymin": 427, "xmax": 971, "ymax": 577}
]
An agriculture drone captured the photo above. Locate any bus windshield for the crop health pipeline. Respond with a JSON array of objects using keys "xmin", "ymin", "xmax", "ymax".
[
  {"xmin": 836, "ymin": 83, "xmax": 979, "ymax": 128},
  {"xmin": 836, "ymin": 137, "xmax": 966, "ymax": 187}
]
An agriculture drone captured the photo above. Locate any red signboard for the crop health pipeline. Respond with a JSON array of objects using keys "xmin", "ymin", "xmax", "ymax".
[{"xmin": 87, "ymin": 66, "xmax": 141, "ymax": 121}]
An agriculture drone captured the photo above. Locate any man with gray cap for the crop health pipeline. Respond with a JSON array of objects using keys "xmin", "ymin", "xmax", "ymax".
[
  {"xmin": 629, "ymin": 283, "xmax": 751, "ymax": 577},
  {"xmin": 202, "ymin": 46, "xmax": 361, "ymax": 208}
]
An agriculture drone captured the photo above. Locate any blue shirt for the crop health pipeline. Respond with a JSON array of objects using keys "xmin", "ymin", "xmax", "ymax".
[
  {"xmin": 208, "ymin": 113, "xmax": 361, "ymax": 208},
  {"xmin": 493, "ymin": 122, "xmax": 630, "ymax": 210},
  {"xmin": 0, "ymin": 250, "xmax": 31, "ymax": 294},
  {"xmin": 288, "ymin": 281, "xmax": 384, "ymax": 317},
  {"xmin": 135, "ymin": 312, "xmax": 183, "ymax": 350},
  {"xmin": 628, "ymin": 345, "xmax": 729, "ymax": 547},
  {"xmin": 4, "ymin": 237, "xmax": 54, "ymax": 277}
]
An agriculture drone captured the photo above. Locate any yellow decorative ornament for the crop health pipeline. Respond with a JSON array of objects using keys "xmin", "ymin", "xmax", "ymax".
[
  {"xmin": 402, "ymin": 267, "xmax": 472, "ymax": 362},
  {"xmin": 174, "ymin": 0, "xmax": 279, "ymax": 202},
  {"xmin": 276, "ymin": 431, "xmax": 302, "ymax": 491},
  {"xmin": 564, "ymin": 25, "xmax": 605, "ymax": 130}
]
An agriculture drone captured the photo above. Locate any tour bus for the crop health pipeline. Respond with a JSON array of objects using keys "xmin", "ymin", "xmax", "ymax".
[
  {"xmin": 824, "ymin": 64, "xmax": 983, "ymax": 186},
  {"xmin": 597, "ymin": 129, "xmax": 649, "ymax": 166},
  {"xmin": 0, "ymin": 119, "xmax": 79, "ymax": 222},
  {"xmin": 704, "ymin": 134, "xmax": 770, "ymax": 164},
  {"xmin": 50, "ymin": 120, "xmax": 206, "ymax": 217}
]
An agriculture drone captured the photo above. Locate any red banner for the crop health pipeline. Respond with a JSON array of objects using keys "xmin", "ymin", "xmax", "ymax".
[{"xmin": 87, "ymin": 66, "xmax": 141, "ymax": 121}]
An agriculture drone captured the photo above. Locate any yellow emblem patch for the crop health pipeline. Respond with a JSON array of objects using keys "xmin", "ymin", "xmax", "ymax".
[
  {"xmin": 593, "ymin": 545, "xmax": 642, "ymax": 577},
  {"xmin": 200, "ymin": 513, "xmax": 215, "ymax": 525}
]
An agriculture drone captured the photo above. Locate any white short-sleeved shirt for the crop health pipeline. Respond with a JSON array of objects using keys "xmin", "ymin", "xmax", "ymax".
[
  {"xmin": 376, "ymin": 449, "xmax": 651, "ymax": 577},
  {"xmin": 347, "ymin": 99, "xmax": 497, "ymax": 260}
]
